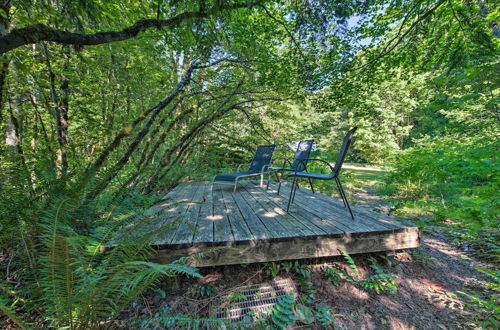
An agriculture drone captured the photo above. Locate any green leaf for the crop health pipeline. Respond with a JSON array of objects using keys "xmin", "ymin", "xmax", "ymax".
[{"xmin": 293, "ymin": 304, "xmax": 314, "ymax": 324}]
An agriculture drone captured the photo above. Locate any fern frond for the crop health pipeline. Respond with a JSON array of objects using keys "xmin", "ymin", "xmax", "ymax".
[
  {"xmin": 133, "ymin": 314, "xmax": 233, "ymax": 329},
  {"xmin": 337, "ymin": 249, "xmax": 359, "ymax": 280},
  {"xmin": 125, "ymin": 261, "xmax": 201, "ymax": 278},
  {"xmin": 0, "ymin": 296, "xmax": 31, "ymax": 330}
]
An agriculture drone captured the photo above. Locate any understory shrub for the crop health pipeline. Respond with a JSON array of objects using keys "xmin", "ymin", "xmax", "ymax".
[{"xmin": 387, "ymin": 134, "xmax": 499, "ymax": 233}]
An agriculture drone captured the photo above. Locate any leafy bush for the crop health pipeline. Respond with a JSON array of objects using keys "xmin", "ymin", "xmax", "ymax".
[{"xmin": 388, "ymin": 135, "xmax": 499, "ymax": 231}]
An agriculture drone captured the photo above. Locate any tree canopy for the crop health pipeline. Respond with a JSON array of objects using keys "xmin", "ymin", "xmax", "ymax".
[{"xmin": 0, "ymin": 0, "xmax": 498, "ymax": 328}]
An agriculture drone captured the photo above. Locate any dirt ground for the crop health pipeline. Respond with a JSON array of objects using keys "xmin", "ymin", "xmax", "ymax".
[
  {"xmin": 114, "ymin": 185, "xmax": 497, "ymax": 329},
  {"xmin": 3, "ymin": 180, "xmax": 494, "ymax": 329}
]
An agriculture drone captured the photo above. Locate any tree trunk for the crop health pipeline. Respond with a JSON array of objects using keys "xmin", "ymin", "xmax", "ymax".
[
  {"xmin": 82, "ymin": 64, "xmax": 196, "ymax": 204},
  {"xmin": 43, "ymin": 44, "xmax": 69, "ymax": 177},
  {"xmin": 0, "ymin": 0, "xmax": 10, "ymax": 132}
]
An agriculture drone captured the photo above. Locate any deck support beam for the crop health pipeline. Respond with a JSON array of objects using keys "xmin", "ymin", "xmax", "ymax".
[{"xmin": 152, "ymin": 227, "xmax": 420, "ymax": 267}]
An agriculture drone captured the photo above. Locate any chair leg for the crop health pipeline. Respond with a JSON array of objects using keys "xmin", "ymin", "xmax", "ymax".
[
  {"xmin": 336, "ymin": 178, "xmax": 354, "ymax": 220},
  {"xmin": 234, "ymin": 179, "xmax": 238, "ymax": 192},
  {"xmin": 308, "ymin": 177, "xmax": 315, "ymax": 193},
  {"xmin": 211, "ymin": 176, "xmax": 216, "ymax": 193},
  {"xmin": 334, "ymin": 178, "xmax": 348, "ymax": 207},
  {"xmin": 291, "ymin": 179, "xmax": 299, "ymax": 203},
  {"xmin": 334, "ymin": 178, "xmax": 347, "ymax": 207},
  {"xmin": 277, "ymin": 173, "xmax": 283, "ymax": 195},
  {"xmin": 286, "ymin": 177, "xmax": 298, "ymax": 212},
  {"xmin": 274, "ymin": 171, "xmax": 281, "ymax": 186}
]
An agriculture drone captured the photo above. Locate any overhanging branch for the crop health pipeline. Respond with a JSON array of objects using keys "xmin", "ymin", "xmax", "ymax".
[
  {"xmin": 349, "ymin": 0, "xmax": 447, "ymax": 71},
  {"xmin": 0, "ymin": 1, "xmax": 263, "ymax": 54}
]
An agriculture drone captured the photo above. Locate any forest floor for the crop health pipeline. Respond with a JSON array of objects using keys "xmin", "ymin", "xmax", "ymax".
[{"xmin": 114, "ymin": 167, "xmax": 498, "ymax": 329}]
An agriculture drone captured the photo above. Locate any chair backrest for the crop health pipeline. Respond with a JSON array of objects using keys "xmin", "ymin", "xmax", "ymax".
[
  {"xmin": 332, "ymin": 127, "xmax": 357, "ymax": 177},
  {"xmin": 290, "ymin": 140, "xmax": 314, "ymax": 171},
  {"xmin": 248, "ymin": 144, "xmax": 276, "ymax": 173}
]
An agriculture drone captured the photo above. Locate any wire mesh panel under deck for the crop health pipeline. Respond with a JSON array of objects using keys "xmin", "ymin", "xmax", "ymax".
[{"xmin": 211, "ymin": 278, "xmax": 298, "ymax": 323}]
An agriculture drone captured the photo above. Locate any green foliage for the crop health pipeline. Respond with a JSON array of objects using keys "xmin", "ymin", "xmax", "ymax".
[
  {"xmin": 289, "ymin": 260, "xmax": 312, "ymax": 278},
  {"xmin": 386, "ymin": 135, "xmax": 499, "ymax": 253},
  {"xmin": 226, "ymin": 291, "xmax": 248, "ymax": 303},
  {"xmin": 359, "ymin": 258, "xmax": 397, "ymax": 293},
  {"xmin": 0, "ymin": 189, "xmax": 202, "ymax": 329},
  {"xmin": 266, "ymin": 262, "xmax": 281, "ymax": 277},
  {"xmin": 315, "ymin": 305, "xmax": 337, "ymax": 329},
  {"xmin": 293, "ymin": 304, "xmax": 314, "ymax": 325},
  {"xmin": 268, "ymin": 293, "xmax": 297, "ymax": 329},
  {"xmin": 457, "ymin": 267, "xmax": 500, "ymax": 328},
  {"xmin": 199, "ymin": 284, "xmax": 217, "ymax": 297},
  {"xmin": 297, "ymin": 277, "xmax": 317, "ymax": 304},
  {"xmin": 323, "ymin": 251, "xmax": 397, "ymax": 294},
  {"xmin": 1, "ymin": 0, "xmax": 499, "ymax": 326},
  {"xmin": 338, "ymin": 249, "xmax": 360, "ymax": 280},
  {"xmin": 134, "ymin": 310, "xmax": 232, "ymax": 330},
  {"xmin": 0, "ymin": 295, "xmax": 31, "ymax": 329},
  {"xmin": 323, "ymin": 264, "xmax": 343, "ymax": 286},
  {"xmin": 281, "ymin": 261, "xmax": 293, "ymax": 273},
  {"xmin": 262, "ymin": 280, "xmax": 337, "ymax": 328}
]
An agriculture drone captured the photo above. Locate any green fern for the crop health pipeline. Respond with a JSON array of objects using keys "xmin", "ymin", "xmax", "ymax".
[
  {"xmin": 456, "ymin": 266, "xmax": 500, "ymax": 328},
  {"xmin": 337, "ymin": 249, "xmax": 360, "ymax": 280},
  {"xmin": 268, "ymin": 293, "xmax": 297, "ymax": 329},
  {"xmin": 134, "ymin": 313, "xmax": 233, "ymax": 329},
  {"xmin": 0, "ymin": 296, "xmax": 31, "ymax": 329},
  {"xmin": 30, "ymin": 191, "xmax": 203, "ymax": 329},
  {"xmin": 323, "ymin": 264, "xmax": 343, "ymax": 286},
  {"xmin": 297, "ymin": 277, "xmax": 316, "ymax": 304},
  {"xmin": 266, "ymin": 262, "xmax": 281, "ymax": 277},
  {"xmin": 314, "ymin": 305, "xmax": 337, "ymax": 328},
  {"xmin": 358, "ymin": 258, "xmax": 397, "ymax": 293},
  {"xmin": 322, "ymin": 253, "xmax": 398, "ymax": 294}
]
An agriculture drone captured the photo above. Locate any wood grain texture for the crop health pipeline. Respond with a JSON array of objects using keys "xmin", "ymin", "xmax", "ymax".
[
  {"xmin": 152, "ymin": 227, "xmax": 420, "ymax": 267},
  {"xmin": 105, "ymin": 181, "xmax": 420, "ymax": 265}
]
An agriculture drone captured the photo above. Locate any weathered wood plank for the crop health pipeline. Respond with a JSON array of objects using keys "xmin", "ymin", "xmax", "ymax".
[
  {"xmin": 107, "ymin": 181, "xmax": 420, "ymax": 267},
  {"xmin": 212, "ymin": 187, "xmax": 234, "ymax": 243},
  {"xmin": 220, "ymin": 188, "xmax": 254, "ymax": 241},
  {"xmin": 152, "ymin": 226, "xmax": 421, "ymax": 267},
  {"xmin": 271, "ymin": 181, "xmax": 391, "ymax": 233},
  {"xmin": 154, "ymin": 183, "xmax": 198, "ymax": 245},
  {"xmin": 288, "ymin": 180, "xmax": 408, "ymax": 229},
  {"xmin": 238, "ymin": 188, "xmax": 294, "ymax": 238},
  {"xmin": 230, "ymin": 188, "xmax": 273, "ymax": 240},
  {"xmin": 148, "ymin": 183, "xmax": 189, "ymax": 215},
  {"xmin": 248, "ymin": 181, "xmax": 345, "ymax": 236},
  {"xmin": 267, "ymin": 181, "xmax": 377, "ymax": 233},
  {"xmin": 193, "ymin": 182, "xmax": 214, "ymax": 243},
  {"xmin": 241, "ymin": 181, "xmax": 326, "ymax": 237},
  {"xmin": 170, "ymin": 183, "xmax": 205, "ymax": 245}
]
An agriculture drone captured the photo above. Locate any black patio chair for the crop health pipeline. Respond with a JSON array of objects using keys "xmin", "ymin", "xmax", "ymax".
[
  {"xmin": 212, "ymin": 144, "xmax": 276, "ymax": 192},
  {"xmin": 285, "ymin": 127, "xmax": 357, "ymax": 219},
  {"xmin": 266, "ymin": 140, "xmax": 315, "ymax": 194}
]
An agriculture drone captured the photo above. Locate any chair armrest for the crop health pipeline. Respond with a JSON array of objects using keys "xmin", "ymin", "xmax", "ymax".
[
  {"xmin": 296, "ymin": 158, "xmax": 335, "ymax": 172},
  {"xmin": 236, "ymin": 163, "xmax": 246, "ymax": 172},
  {"xmin": 271, "ymin": 157, "xmax": 293, "ymax": 169}
]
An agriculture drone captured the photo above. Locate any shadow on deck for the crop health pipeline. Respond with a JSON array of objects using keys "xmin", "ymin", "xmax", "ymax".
[{"xmin": 120, "ymin": 180, "xmax": 420, "ymax": 267}]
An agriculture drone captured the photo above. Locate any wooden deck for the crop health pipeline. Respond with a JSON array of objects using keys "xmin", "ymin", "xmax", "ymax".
[{"xmin": 133, "ymin": 180, "xmax": 420, "ymax": 266}]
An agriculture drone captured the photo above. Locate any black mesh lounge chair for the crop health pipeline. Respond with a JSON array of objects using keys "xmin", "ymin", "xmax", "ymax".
[
  {"xmin": 266, "ymin": 140, "xmax": 314, "ymax": 194},
  {"xmin": 286, "ymin": 127, "xmax": 357, "ymax": 219},
  {"xmin": 212, "ymin": 144, "xmax": 276, "ymax": 192}
]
